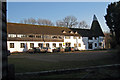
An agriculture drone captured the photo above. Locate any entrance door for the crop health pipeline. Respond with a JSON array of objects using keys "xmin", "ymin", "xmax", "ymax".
[{"xmin": 88, "ymin": 43, "xmax": 92, "ymax": 49}]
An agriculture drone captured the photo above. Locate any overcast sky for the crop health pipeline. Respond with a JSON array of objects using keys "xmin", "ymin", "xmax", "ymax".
[{"xmin": 7, "ymin": 2, "xmax": 111, "ymax": 32}]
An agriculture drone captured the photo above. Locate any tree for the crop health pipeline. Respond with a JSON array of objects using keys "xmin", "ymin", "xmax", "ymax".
[
  {"xmin": 105, "ymin": 1, "xmax": 120, "ymax": 46},
  {"xmin": 37, "ymin": 18, "xmax": 54, "ymax": 26},
  {"xmin": 56, "ymin": 16, "xmax": 78, "ymax": 28},
  {"xmin": 78, "ymin": 21, "xmax": 89, "ymax": 29},
  {"xmin": 20, "ymin": 18, "xmax": 36, "ymax": 24},
  {"xmin": 20, "ymin": 18, "xmax": 54, "ymax": 26}
]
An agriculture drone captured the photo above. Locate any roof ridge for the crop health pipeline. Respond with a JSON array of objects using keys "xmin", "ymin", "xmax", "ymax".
[{"xmin": 7, "ymin": 22, "xmax": 69, "ymax": 29}]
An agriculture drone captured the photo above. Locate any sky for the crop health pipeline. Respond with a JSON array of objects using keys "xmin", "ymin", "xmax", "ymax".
[{"xmin": 7, "ymin": 2, "xmax": 111, "ymax": 32}]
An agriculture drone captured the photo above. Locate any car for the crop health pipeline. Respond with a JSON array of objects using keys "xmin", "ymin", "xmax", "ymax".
[
  {"xmin": 53, "ymin": 47, "xmax": 65, "ymax": 52},
  {"xmin": 27, "ymin": 47, "xmax": 40, "ymax": 53},
  {"xmin": 47, "ymin": 47, "xmax": 53, "ymax": 53},
  {"xmin": 40, "ymin": 47, "xmax": 47, "ymax": 53}
]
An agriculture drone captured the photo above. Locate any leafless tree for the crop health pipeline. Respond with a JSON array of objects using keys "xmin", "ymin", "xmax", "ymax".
[
  {"xmin": 78, "ymin": 21, "xmax": 89, "ymax": 29},
  {"xmin": 56, "ymin": 16, "xmax": 78, "ymax": 28},
  {"xmin": 20, "ymin": 18, "xmax": 36, "ymax": 24}
]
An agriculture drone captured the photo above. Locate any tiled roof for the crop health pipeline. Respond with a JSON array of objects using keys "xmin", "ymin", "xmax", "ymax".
[{"xmin": 7, "ymin": 23, "xmax": 80, "ymax": 36}]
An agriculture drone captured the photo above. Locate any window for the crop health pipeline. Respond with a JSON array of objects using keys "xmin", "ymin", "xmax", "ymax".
[
  {"xmin": 88, "ymin": 37, "xmax": 92, "ymax": 40},
  {"xmin": 59, "ymin": 43, "xmax": 62, "ymax": 47},
  {"xmin": 30, "ymin": 43, "xmax": 34, "ymax": 48},
  {"xmin": 29, "ymin": 35, "xmax": 35, "ymax": 38},
  {"xmin": 69, "ymin": 31, "xmax": 73, "ymax": 34},
  {"xmin": 52, "ymin": 36, "xmax": 57, "ymax": 39},
  {"xmin": 75, "ymin": 31, "xmax": 78, "ymax": 34},
  {"xmin": 79, "ymin": 36, "xmax": 81, "ymax": 39},
  {"xmin": 58, "ymin": 36, "xmax": 63, "ymax": 39},
  {"xmin": 46, "ymin": 43, "xmax": 49, "ymax": 47},
  {"xmin": 99, "ymin": 43, "xmax": 102, "ymax": 46},
  {"xmin": 73, "ymin": 36, "xmax": 77, "ymax": 39},
  {"xmin": 38, "ymin": 43, "xmax": 43, "ymax": 48},
  {"xmin": 62, "ymin": 30, "xmax": 66, "ymax": 33},
  {"xmin": 94, "ymin": 37, "xmax": 97, "ymax": 40},
  {"xmin": 74, "ymin": 43, "xmax": 77, "ymax": 47},
  {"xmin": 95, "ymin": 43, "xmax": 97, "ymax": 47},
  {"xmin": 8, "ymin": 34, "xmax": 16, "ymax": 38},
  {"xmin": 20, "ymin": 43, "xmax": 25, "ymax": 48},
  {"xmin": 53, "ymin": 43, "xmax": 56, "ymax": 48},
  {"xmin": 79, "ymin": 43, "xmax": 81, "ymax": 47},
  {"xmin": 65, "ymin": 36, "xmax": 70, "ymax": 39},
  {"xmin": 36, "ymin": 35, "xmax": 41, "ymax": 38},
  {"xmin": 10, "ymin": 43, "xmax": 14, "ymax": 48}
]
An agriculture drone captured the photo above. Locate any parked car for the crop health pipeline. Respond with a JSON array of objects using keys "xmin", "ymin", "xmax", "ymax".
[
  {"xmin": 65, "ymin": 47, "xmax": 75, "ymax": 52},
  {"xmin": 47, "ymin": 47, "xmax": 53, "ymax": 53},
  {"xmin": 40, "ymin": 47, "xmax": 47, "ymax": 53},
  {"xmin": 53, "ymin": 47, "xmax": 65, "ymax": 52},
  {"xmin": 74, "ymin": 47, "xmax": 79, "ymax": 51},
  {"xmin": 27, "ymin": 47, "xmax": 40, "ymax": 53}
]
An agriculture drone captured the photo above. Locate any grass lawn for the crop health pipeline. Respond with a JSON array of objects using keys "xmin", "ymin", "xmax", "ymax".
[{"xmin": 8, "ymin": 50, "xmax": 120, "ymax": 73}]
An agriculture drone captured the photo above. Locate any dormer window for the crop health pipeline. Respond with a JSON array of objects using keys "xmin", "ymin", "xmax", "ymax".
[
  {"xmin": 69, "ymin": 31, "xmax": 73, "ymax": 34},
  {"xmin": 75, "ymin": 31, "xmax": 78, "ymax": 34},
  {"xmin": 62, "ymin": 30, "xmax": 66, "ymax": 33}
]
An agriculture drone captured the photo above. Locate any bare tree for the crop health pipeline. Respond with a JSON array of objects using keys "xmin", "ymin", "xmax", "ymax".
[
  {"xmin": 56, "ymin": 16, "xmax": 78, "ymax": 28},
  {"xmin": 78, "ymin": 21, "xmax": 89, "ymax": 29},
  {"xmin": 37, "ymin": 18, "xmax": 54, "ymax": 26},
  {"xmin": 20, "ymin": 18, "xmax": 36, "ymax": 24}
]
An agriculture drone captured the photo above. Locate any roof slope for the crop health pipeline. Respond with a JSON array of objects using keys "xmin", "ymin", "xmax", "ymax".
[
  {"xmin": 7, "ymin": 23, "xmax": 79, "ymax": 36},
  {"xmin": 90, "ymin": 15, "xmax": 104, "ymax": 37}
]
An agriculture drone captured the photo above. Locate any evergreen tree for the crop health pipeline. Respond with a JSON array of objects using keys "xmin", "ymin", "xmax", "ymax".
[{"xmin": 105, "ymin": 1, "xmax": 120, "ymax": 47}]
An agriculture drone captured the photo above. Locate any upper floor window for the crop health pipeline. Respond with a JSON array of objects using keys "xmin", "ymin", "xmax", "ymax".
[
  {"xmin": 94, "ymin": 37, "xmax": 97, "ymax": 40},
  {"xmin": 29, "ymin": 35, "xmax": 35, "ymax": 38},
  {"xmin": 10, "ymin": 43, "xmax": 14, "ymax": 48},
  {"xmin": 73, "ymin": 36, "xmax": 77, "ymax": 39},
  {"xmin": 8, "ymin": 34, "xmax": 16, "ymax": 38},
  {"xmin": 36, "ymin": 35, "xmax": 42, "ymax": 38},
  {"xmin": 88, "ymin": 37, "xmax": 92, "ymax": 40},
  {"xmin": 62, "ymin": 30, "xmax": 66, "ymax": 33},
  {"xmin": 65, "ymin": 36, "xmax": 70, "ymax": 39},
  {"xmin": 79, "ymin": 36, "xmax": 81, "ymax": 39},
  {"xmin": 69, "ymin": 31, "xmax": 73, "ymax": 34},
  {"xmin": 75, "ymin": 31, "xmax": 78, "ymax": 34},
  {"xmin": 52, "ymin": 36, "xmax": 57, "ymax": 39}
]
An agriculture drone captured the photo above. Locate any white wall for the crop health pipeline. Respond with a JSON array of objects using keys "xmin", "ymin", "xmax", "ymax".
[{"xmin": 7, "ymin": 41, "xmax": 63, "ymax": 52}]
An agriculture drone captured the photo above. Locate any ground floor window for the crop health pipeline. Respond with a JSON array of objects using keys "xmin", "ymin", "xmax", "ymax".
[
  {"xmin": 88, "ymin": 43, "xmax": 92, "ymax": 49},
  {"xmin": 65, "ymin": 43, "xmax": 71, "ymax": 47},
  {"xmin": 30, "ymin": 43, "xmax": 34, "ymax": 48},
  {"xmin": 59, "ymin": 43, "xmax": 62, "ymax": 47},
  {"xmin": 46, "ymin": 43, "xmax": 49, "ymax": 47},
  {"xmin": 95, "ymin": 43, "xmax": 97, "ymax": 47},
  {"xmin": 20, "ymin": 43, "xmax": 25, "ymax": 48},
  {"xmin": 99, "ymin": 43, "xmax": 102, "ymax": 46},
  {"xmin": 38, "ymin": 43, "xmax": 43, "ymax": 48},
  {"xmin": 74, "ymin": 43, "xmax": 77, "ymax": 47},
  {"xmin": 10, "ymin": 43, "xmax": 14, "ymax": 48},
  {"xmin": 53, "ymin": 43, "xmax": 56, "ymax": 48}
]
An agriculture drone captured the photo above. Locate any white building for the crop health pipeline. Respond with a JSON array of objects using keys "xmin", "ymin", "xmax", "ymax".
[{"xmin": 7, "ymin": 15, "xmax": 105, "ymax": 53}]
